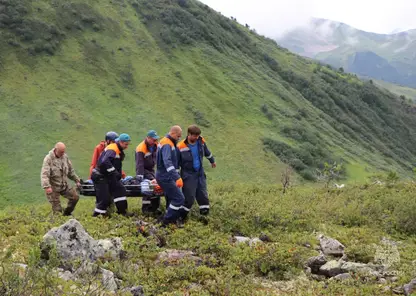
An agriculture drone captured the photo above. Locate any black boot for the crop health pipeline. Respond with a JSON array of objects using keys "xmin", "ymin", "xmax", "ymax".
[
  {"xmin": 63, "ymin": 208, "xmax": 73, "ymax": 216},
  {"xmin": 176, "ymin": 217, "xmax": 185, "ymax": 228}
]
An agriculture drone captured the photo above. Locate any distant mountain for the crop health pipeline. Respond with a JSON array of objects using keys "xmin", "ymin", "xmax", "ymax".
[{"xmin": 278, "ymin": 18, "xmax": 416, "ymax": 87}]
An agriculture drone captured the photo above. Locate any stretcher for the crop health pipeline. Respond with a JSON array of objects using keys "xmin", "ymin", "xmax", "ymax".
[{"xmin": 77, "ymin": 179, "xmax": 164, "ymax": 198}]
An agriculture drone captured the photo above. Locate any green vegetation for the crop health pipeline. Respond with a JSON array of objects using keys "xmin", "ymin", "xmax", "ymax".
[
  {"xmin": 2, "ymin": 2, "xmax": 416, "ymax": 294},
  {"xmin": 374, "ymin": 79, "xmax": 416, "ymax": 102},
  {"xmin": 1, "ymin": 0, "xmax": 416, "ymax": 207},
  {"xmin": 1, "ymin": 182, "xmax": 416, "ymax": 295}
]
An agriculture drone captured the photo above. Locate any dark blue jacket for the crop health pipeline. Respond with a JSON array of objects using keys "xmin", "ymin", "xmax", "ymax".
[
  {"xmin": 177, "ymin": 136, "xmax": 215, "ymax": 176},
  {"xmin": 156, "ymin": 135, "xmax": 180, "ymax": 181},
  {"xmin": 97, "ymin": 143, "xmax": 125, "ymax": 177}
]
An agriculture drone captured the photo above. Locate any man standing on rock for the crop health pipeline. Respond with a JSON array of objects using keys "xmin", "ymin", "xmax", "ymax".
[
  {"xmin": 41, "ymin": 142, "xmax": 81, "ymax": 215},
  {"xmin": 156, "ymin": 125, "xmax": 186, "ymax": 226},
  {"xmin": 177, "ymin": 125, "xmax": 216, "ymax": 221},
  {"xmin": 92, "ymin": 133, "xmax": 131, "ymax": 217}
]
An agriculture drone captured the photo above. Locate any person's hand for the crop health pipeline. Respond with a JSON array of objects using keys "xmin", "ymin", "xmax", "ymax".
[
  {"xmin": 45, "ymin": 187, "xmax": 53, "ymax": 194},
  {"xmin": 76, "ymin": 181, "xmax": 81, "ymax": 188},
  {"xmin": 176, "ymin": 178, "xmax": 184, "ymax": 188},
  {"xmin": 211, "ymin": 163, "xmax": 217, "ymax": 168}
]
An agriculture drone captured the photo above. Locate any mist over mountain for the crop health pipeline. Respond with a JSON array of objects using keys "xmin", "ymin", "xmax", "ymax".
[{"xmin": 278, "ymin": 18, "xmax": 416, "ymax": 87}]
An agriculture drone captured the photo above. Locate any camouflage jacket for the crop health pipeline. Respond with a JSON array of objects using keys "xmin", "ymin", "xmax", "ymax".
[{"xmin": 41, "ymin": 149, "xmax": 80, "ymax": 189}]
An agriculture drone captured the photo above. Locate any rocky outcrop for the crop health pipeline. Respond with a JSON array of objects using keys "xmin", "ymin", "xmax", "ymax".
[
  {"xmin": 41, "ymin": 219, "xmax": 123, "ymax": 262},
  {"xmin": 318, "ymin": 234, "xmax": 345, "ymax": 257}
]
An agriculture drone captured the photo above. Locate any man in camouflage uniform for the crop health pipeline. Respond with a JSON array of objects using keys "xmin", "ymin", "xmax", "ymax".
[{"xmin": 41, "ymin": 142, "xmax": 81, "ymax": 215}]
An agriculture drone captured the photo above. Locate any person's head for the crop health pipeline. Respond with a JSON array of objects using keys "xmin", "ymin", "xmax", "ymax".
[
  {"xmin": 146, "ymin": 130, "xmax": 160, "ymax": 146},
  {"xmin": 168, "ymin": 125, "xmax": 182, "ymax": 141},
  {"xmin": 187, "ymin": 125, "xmax": 201, "ymax": 144},
  {"xmin": 54, "ymin": 142, "xmax": 66, "ymax": 158},
  {"xmin": 116, "ymin": 133, "xmax": 131, "ymax": 150},
  {"xmin": 105, "ymin": 131, "xmax": 119, "ymax": 145}
]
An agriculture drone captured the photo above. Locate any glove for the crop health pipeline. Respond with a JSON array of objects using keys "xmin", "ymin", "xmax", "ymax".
[
  {"xmin": 136, "ymin": 175, "xmax": 144, "ymax": 182},
  {"xmin": 176, "ymin": 178, "xmax": 184, "ymax": 188}
]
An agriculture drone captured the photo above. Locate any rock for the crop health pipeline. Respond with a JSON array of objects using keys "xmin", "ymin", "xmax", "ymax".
[
  {"xmin": 97, "ymin": 238, "xmax": 123, "ymax": 259},
  {"xmin": 390, "ymin": 277, "xmax": 399, "ymax": 283},
  {"xmin": 373, "ymin": 180, "xmax": 384, "ymax": 186},
  {"xmin": 233, "ymin": 236, "xmax": 263, "ymax": 247},
  {"xmin": 41, "ymin": 219, "xmax": 123, "ymax": 262},
  {"xmin": 319, "ymin": 260, "xmax": 343, "ymax": 277},
  {"xmin": 318, "ymin": 235, "xmax": 345, "ymax": 256},
  {"xmin": 333, "ymin": 273, "xmax": 352, "ymax": 281},
  {"xmin": 58, "ymin": 270, "xmax": 74, "ymax": 281},
  {"xmin": 74, "ymin": 261, "xmax": 98, "ymax": 276},
  {"xmin": 156, "ymin": 249, "xmax": 202, "ymax": 266},
  {"xmin": 404, "ymin": 278, "xmax": 416, "ymax": 296},
  {"xmin": 259, "ymin": 233, "xmax": 272, "ymax": 242},
  {"xmin": 57, "ymin": 262, "xmax": 119, "ymax": 292},
  {"xmin": 310, "ymin": 274, "xmax": 327, "ymax": 281},
  {"xmin": 101, "ymin": 268, "xmax": 118, "ymax": 292},
  {"xmin": 233, "ymin": 236, "xmax": 251, "ymax": 244},
  {"xmin": 249, "ymin": 238, "xmax": 263, "ymax": 247},
  {"xmin": 392, "ymin": 287, "xmax": 404, "ymax": 295},
  {"xmin": 306, "ymin": 254, "xmax": 327, "ymax": 274},
  {"xmin": 188, "ymin": 283, "xmax": 203, "ymax": 291},
  {"xmin": 340, "ymin": 262, "xmax": 380, "ymax": 278},
  {"xmin": 129, "ymin": 286, "xmax": 145, "ymax": 296},
  {"xmin": 374, "ymin": 237, "xmax": 401, "ymax": 269},
  {"xmin": 115, "ymin": 278, "xmax": 123, "ymax": 289},
  {"xmin": 340, "ymin": 262, "xmax": 368, "ymax": 272},
  {"xmin": 379, "ymin": 278, "xmax": 388, "ymax": 284}
]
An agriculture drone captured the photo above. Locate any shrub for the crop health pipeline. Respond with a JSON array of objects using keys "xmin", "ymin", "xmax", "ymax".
[{"xmin": 186, "ymin": 106, "xmax": 211, "ymax": 128}]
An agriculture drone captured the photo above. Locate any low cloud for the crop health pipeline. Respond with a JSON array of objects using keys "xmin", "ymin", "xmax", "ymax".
[{"xmin": 199, "ymin": 0, "xmax": 314, "ymax": 38}]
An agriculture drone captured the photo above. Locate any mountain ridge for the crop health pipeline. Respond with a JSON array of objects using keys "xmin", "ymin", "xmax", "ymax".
[{"xmin": 278, "ymin": 18, "xmax": 416, "ymax": 87}]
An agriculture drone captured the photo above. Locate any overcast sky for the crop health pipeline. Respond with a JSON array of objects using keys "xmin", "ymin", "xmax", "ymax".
[{"xmin": 199, "ymin": 0, "xmax": 416, "ymax": 37}]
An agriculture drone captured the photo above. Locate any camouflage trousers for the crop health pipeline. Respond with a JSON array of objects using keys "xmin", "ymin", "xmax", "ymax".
[{"xmin": 46, "ymin": 186, "xmax": 79, "ymax": 215}]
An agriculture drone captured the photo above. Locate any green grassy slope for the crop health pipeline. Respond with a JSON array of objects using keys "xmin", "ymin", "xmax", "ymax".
[
  {"xmin": 374, "ymin": 79, "xmax": 416, "ymax": 102},
  {"xmin": 1, "ymin": 0, "xmax": 416, "ymax": 206}
]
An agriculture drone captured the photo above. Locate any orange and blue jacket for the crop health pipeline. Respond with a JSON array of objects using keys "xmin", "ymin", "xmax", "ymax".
[
  {"xmin": 177, "ymin": 136, "xmax": 215, "ymax": 174},
  {"xmin": 135, "ymin": 139, "xmax": 157, "ymax": 178},
  {"xmin": 156, "ymin": 135, "xmax": 180, "ymax": 181},
  {"xmin": 97, "ymin": 143, "xmax": 125, "ymax": 177},
  {"xmin": 90, "ymin": 141, "xmax": 126, "ymax": 179}
]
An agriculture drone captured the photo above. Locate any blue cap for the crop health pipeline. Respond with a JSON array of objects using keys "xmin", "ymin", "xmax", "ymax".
[
  {"xmin": 116, "ymin": 133, "xmax": 131, "ymax": 142},
  {"xmin": 147, "ymin": 130, "xmax": 160, "ymax": 140}
]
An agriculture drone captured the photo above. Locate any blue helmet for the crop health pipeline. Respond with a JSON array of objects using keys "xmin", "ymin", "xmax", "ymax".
[
  {"xmin": 116, "ymin": 133, "xmax": 131, "ymax": 142},
  {"xmin": 105, "ymin": 131, "xmax": 119, "ymax": 142}
]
